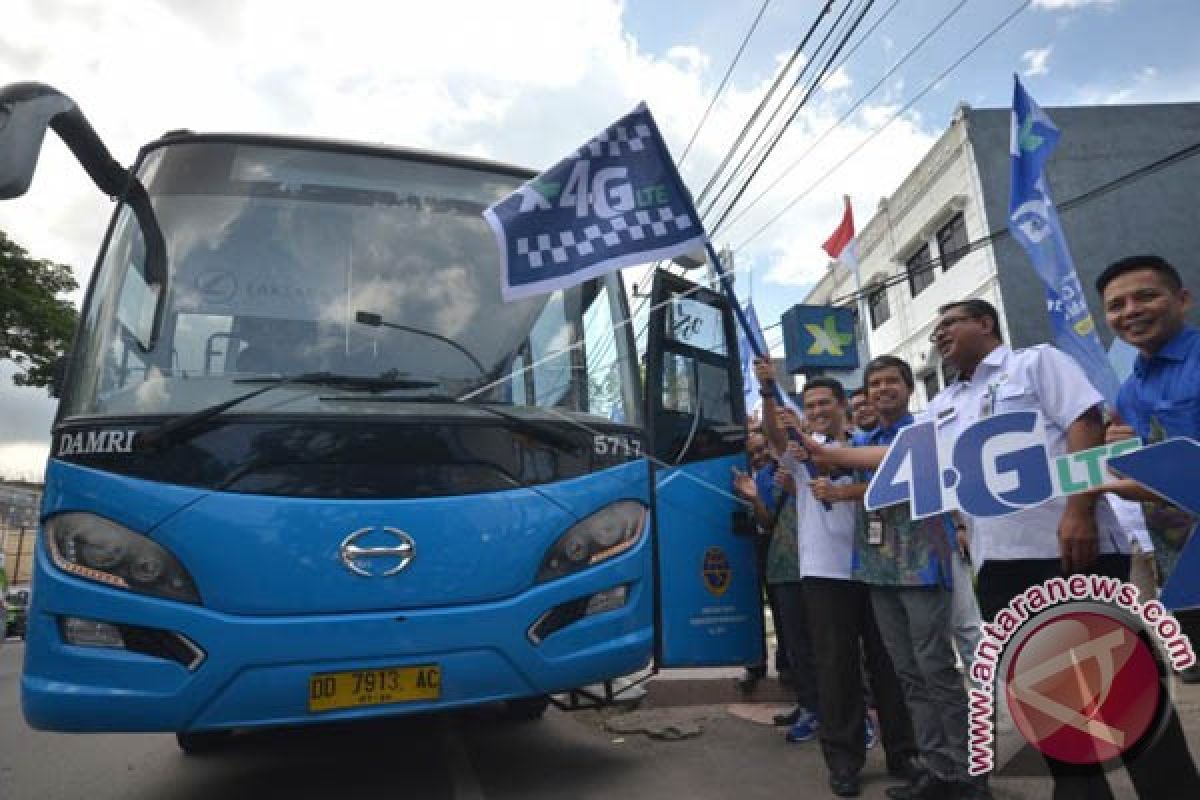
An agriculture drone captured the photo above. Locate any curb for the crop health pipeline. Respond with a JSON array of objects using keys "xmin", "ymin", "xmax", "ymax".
[{"xmin": 642, "ymin": 674, "xmax": 793, "ymax": 708}]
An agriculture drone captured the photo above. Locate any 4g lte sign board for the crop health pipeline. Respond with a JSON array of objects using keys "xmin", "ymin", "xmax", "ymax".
[{"xmin": 864, "ymin": 411, "xmax": 1140, "ymax": 519}]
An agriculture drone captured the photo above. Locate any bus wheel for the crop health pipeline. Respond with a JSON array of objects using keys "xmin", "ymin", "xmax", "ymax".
[
  {"xmin": 503, "ymin": 696, "xmax": 549, "ymax": 721},
  {"xmin": 175, "ymin": 730, "xmax": 233, "ymax": 755}
]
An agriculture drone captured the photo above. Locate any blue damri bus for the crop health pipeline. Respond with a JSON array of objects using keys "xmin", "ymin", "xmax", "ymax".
[{"xmin": 0, "ymin": 82, "xmax": 764, "ymax": 752}]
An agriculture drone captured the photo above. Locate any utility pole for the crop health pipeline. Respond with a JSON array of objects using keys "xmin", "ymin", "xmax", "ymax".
[{"xmin": 15, "ymin": 525, "xmax": 26, "ymax": 584}]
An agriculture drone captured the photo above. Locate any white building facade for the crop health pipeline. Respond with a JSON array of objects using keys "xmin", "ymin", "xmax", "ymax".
[
  {"xmin": 801, "ymin": 99, "xmax": 1200, "ymax": 409},
  {"xmin": 804, "ymin": 104, "xmax": 1007, "ymax": 409}
]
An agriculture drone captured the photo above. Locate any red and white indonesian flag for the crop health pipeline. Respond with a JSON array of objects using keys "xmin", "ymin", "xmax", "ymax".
[{"xmin": 822, "ymin": 195, "xmax": 858, "ymax": 268}]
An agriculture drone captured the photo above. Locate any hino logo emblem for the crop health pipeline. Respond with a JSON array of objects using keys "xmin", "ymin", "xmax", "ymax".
[{"xmin": 338, "ymin": 527, "xmax": 416, "ymax": 577}]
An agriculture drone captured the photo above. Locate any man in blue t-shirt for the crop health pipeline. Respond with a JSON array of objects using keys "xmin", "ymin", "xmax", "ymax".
[
  {"xmin": 1093, "ymin": 254, "xmax": 1200, "ymax": 797},
  {"xmin": 1099, "ymin": 255, "xmax": 1200, "ymax": 682}
]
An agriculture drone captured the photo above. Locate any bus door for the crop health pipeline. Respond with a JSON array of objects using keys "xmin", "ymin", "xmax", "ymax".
[{"xmin": 644, "ymin": 270, "xmax": 764, "ymax": 668}]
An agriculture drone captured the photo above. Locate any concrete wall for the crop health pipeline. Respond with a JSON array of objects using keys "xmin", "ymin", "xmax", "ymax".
[{"xmin": 966, "ymin": 102, "xmax": 1200, "ymax": 349}]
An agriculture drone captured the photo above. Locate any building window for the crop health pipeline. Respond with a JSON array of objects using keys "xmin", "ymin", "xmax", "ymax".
[
  {"xmin": 907, "ymin": 244, "xmax": 934, "ymax": 297},
  {"xmin": 937, "ymin": 212, "xmax": 968, "ymax": 271},
  {"xmin": 867, "ymin": 284, "xmax": 890, "ymax": 329},
  {"xmin": 921, "ymin": 371, "xmax": 940, "ymax": 403}
]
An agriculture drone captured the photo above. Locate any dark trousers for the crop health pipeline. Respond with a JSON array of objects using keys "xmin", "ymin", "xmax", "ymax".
[
  {"xmin": 977, "ymin": 555, "xmax": 1200, "ymax": 800},
  {"xmin": 803, "ymin": 577, "xmax": 917, "ymax": 778},
  {"xmin": 748, "ymin": 537, "xmax": 790, "ymax": 676},
  {"xmin": 772, "ymin": 581, "xmax": 817, "ymax": 709}
]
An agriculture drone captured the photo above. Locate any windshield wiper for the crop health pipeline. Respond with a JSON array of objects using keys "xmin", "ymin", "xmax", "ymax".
[
  {"xmin": 138, "ymin": 372, "xmax": 439, "ymax": 451},
  {"xmin": 321, "ymin": 393, "xmax": 587, "ymax": 454}
]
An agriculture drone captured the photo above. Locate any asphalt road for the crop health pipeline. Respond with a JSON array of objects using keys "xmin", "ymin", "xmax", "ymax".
[
  {"xmin": 5, "ymin": 639, "xmax": 1199, "ymax": 799},
  {"xmin": 0, "ymin": 640, "xmax": 859, "ymax": 800}
]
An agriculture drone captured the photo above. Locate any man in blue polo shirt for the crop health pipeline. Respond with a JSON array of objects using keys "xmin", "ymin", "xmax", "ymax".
[
  {"xmin": 1099, "ymin": 254, "xmax": 1200, "ymax": 684},
  {"xmin": 816, "ymin": 355, "xmax": 979, "ymax": 800},
  {"xmin": 1091, "ymin": 254, "xmax": 1200, "ymax": 800}
]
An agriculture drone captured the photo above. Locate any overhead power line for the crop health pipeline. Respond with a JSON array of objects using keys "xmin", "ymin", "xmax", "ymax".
[
  {"xmin": 709, "ymin": 0, "xmax": 876, "ymax": 236},
  {"xmin": 699, "ymin": 0, "xmax": 864, "ymax": 225},
  {"xmin": 678, "ymin": 0, "xmax": 774, "ymax": 167},
  {"xmin": 719, "ymin": 0, "xmax": 968, "ymax": 236},
  {"xmin": 753, "ymin": 137, "xmax": 1200, "ymax": 330},
  {"xmin": 693, "ymin": 1, "xmax": 836, "ymax": 209},
  {"xmin": 630, "ymin": 0, "xmax": 838, "ymax": 333},
  {"xmin": 734, "ymin": 0, "xmax": 1033, "ymax": 252}
]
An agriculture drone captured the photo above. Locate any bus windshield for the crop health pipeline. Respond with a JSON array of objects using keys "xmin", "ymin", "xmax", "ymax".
[{"xmin": 60, "ymin": 140, "xmax": 641, "ymax": 425}]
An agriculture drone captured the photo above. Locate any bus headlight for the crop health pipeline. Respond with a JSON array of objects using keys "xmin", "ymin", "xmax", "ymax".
[
  {"xmin": 46, "ymin": 513, "xmax": 201, "ymax": 604},
  {"xmin": 536, "ymin": 501, "xmax": 647, "ymax": 583}
]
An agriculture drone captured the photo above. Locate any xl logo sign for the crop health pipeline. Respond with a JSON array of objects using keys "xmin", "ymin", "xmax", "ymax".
[{"xmin": 864, "ymin": 411, "xmax": 1141, "ymax": 519}]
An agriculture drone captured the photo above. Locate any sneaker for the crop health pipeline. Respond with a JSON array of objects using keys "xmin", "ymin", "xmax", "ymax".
[
  {"xmin": 864, "ymin": 714, "xmax": 877, "ymax": 750},
  {"xmin": 884, "ymin": 771, "xmax": 955, "ymax": 800},
  {"xmin": 785, "ymin": 710, "xmax": 820, "ymax": 743},
  {"xmin": 773, "ymin": 705, "xmax": 803, "ymax": 726}
]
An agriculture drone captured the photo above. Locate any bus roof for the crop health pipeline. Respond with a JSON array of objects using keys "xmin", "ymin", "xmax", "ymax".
[{"xmin": 139, "ymin": 130, "xmax": 539, "ymax": 182}]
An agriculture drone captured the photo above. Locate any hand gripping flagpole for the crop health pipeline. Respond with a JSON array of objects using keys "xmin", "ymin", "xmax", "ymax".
[
  {"xmin": 702, "ymin": 241, "xmax": 830, "ymax": 511},
  {"xmin": 601, "ymin": 103, "xmax": 830, "ymax": 510}
]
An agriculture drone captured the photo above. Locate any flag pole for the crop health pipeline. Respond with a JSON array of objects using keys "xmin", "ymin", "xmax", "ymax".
[
  {"xmin": 843, "ymin": 195, "xmax": 871, "ymax": 363},
  {"xmin": 640, "ymin": 107, "xmax": 829, "ymax": 508},
  {"xmin": 704, "ymin": 240, "xmax": 830, "ymax": 510}
]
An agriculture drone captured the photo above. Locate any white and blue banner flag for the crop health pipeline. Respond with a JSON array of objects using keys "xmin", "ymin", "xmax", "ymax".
[
  {"xmin": 1009, "ymin": 75, "xmax": 1120, "ymax": 404},
  {"xmin": 484, "ymin": 103, "xmax": 706, "ymax": 302},
  {"xmin": 738, "ymin": 301, "xmax": 769, "ymax": 416}
]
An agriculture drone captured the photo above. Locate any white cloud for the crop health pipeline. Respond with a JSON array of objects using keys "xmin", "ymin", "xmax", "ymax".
[
  {"xmin": 666, "ymin": 45, "xmax": 709, "ymax": 74},
  {"xmin": 1022, "ymin": 46, "xmax": 1054, "ymax": 77},
  {"xmin": 0, "ymin": 0, "xmax": 945, "ymax": 476},
  {"xmin": 1071, "ymin": 63, "xmax": 1188, "ymax": 106},
  {"xmin": 821, "ymin": 66, "xmax": 853, "ymax": 93},
  {"xmin": 1032, "ymin": 0, "xmax": 1118, "ymax": 9}
]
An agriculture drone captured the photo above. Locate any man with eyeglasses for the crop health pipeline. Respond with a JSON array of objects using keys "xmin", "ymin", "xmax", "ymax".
[
  {"xmin": 926, "ymin": 298, "xmax": 1169, "ymax": 800},
  {"xmin": 797, "ymin": 298, "xmax": 1139, "ymax": 798}
]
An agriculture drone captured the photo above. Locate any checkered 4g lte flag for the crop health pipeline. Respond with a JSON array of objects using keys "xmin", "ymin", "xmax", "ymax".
[{"xmin": 485, "ymin": 103, "xmax": 706, "ymax": 301}]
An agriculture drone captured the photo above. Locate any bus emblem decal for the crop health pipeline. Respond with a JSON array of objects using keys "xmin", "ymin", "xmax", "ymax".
[
  {"xmin": 339, "ymin": 527, "xmax": 416, "ymax": 577},
  {"xmin": 701, "ymin": 546, "xmax": 731, "ymax": 597}
]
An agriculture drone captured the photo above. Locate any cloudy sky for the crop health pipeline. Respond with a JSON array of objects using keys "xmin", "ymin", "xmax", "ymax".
[{"xmin": 1, "ymin": 0, "xmax": 1196, "ymax": 479}]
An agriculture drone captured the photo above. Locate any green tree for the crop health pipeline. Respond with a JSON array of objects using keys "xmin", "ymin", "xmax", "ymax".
[{"xmin": 1, "ymin": 229, "xmax": 78, "ymax": 392}]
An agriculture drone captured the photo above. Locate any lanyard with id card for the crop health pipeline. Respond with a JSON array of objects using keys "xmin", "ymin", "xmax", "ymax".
[{"xmin": 867, "ymin": 511, "xmax": 885, "ymax": 545}]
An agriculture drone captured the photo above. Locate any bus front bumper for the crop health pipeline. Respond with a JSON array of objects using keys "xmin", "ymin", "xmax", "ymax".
[{"xmin": 21, "ymin": 544, "xmax": 654, "ymax": 733}]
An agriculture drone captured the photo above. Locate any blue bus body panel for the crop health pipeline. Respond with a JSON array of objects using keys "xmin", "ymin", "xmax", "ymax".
[
  {"xmin": 654, "ymin": 454, "xmax": 764, "ymax": 666},
  {"xmin": 23, "ymin": 458, "xmax": 653, "ymax": 732}
]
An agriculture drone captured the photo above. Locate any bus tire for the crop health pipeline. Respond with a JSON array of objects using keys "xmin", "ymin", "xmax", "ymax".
[
  {"xmin": 175, "ymin": 730, "xmax": 233, "ymax": 755},
  {"xmin": 503, "ymin": 696, "xmax": 549, "ymax": 721}
]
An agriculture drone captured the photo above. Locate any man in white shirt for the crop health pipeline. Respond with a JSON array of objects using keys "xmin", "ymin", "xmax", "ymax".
[
  {"xmin": 790, "ymin": 298, "xmax": 1189, "ymax": 799},
  {"xmin": 758, "ymin": 364, "xmax": 917, "ymax": 799},
  {"xmin": 926, "ymin": 298, "xmax": 1137, "ymax": 800},
  {"xmin": 924, "ymin": 299, "xmax": 1129, "ymax": 605}
]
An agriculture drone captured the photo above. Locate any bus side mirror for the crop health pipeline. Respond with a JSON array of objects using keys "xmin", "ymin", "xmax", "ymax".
[
  {"xmin": 0, "ymin": 82, "xmax": 76, "ymax": 199},
  {"xmin": 0, "ymin": 82, "xmax": 169, "ymax": 350}
]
